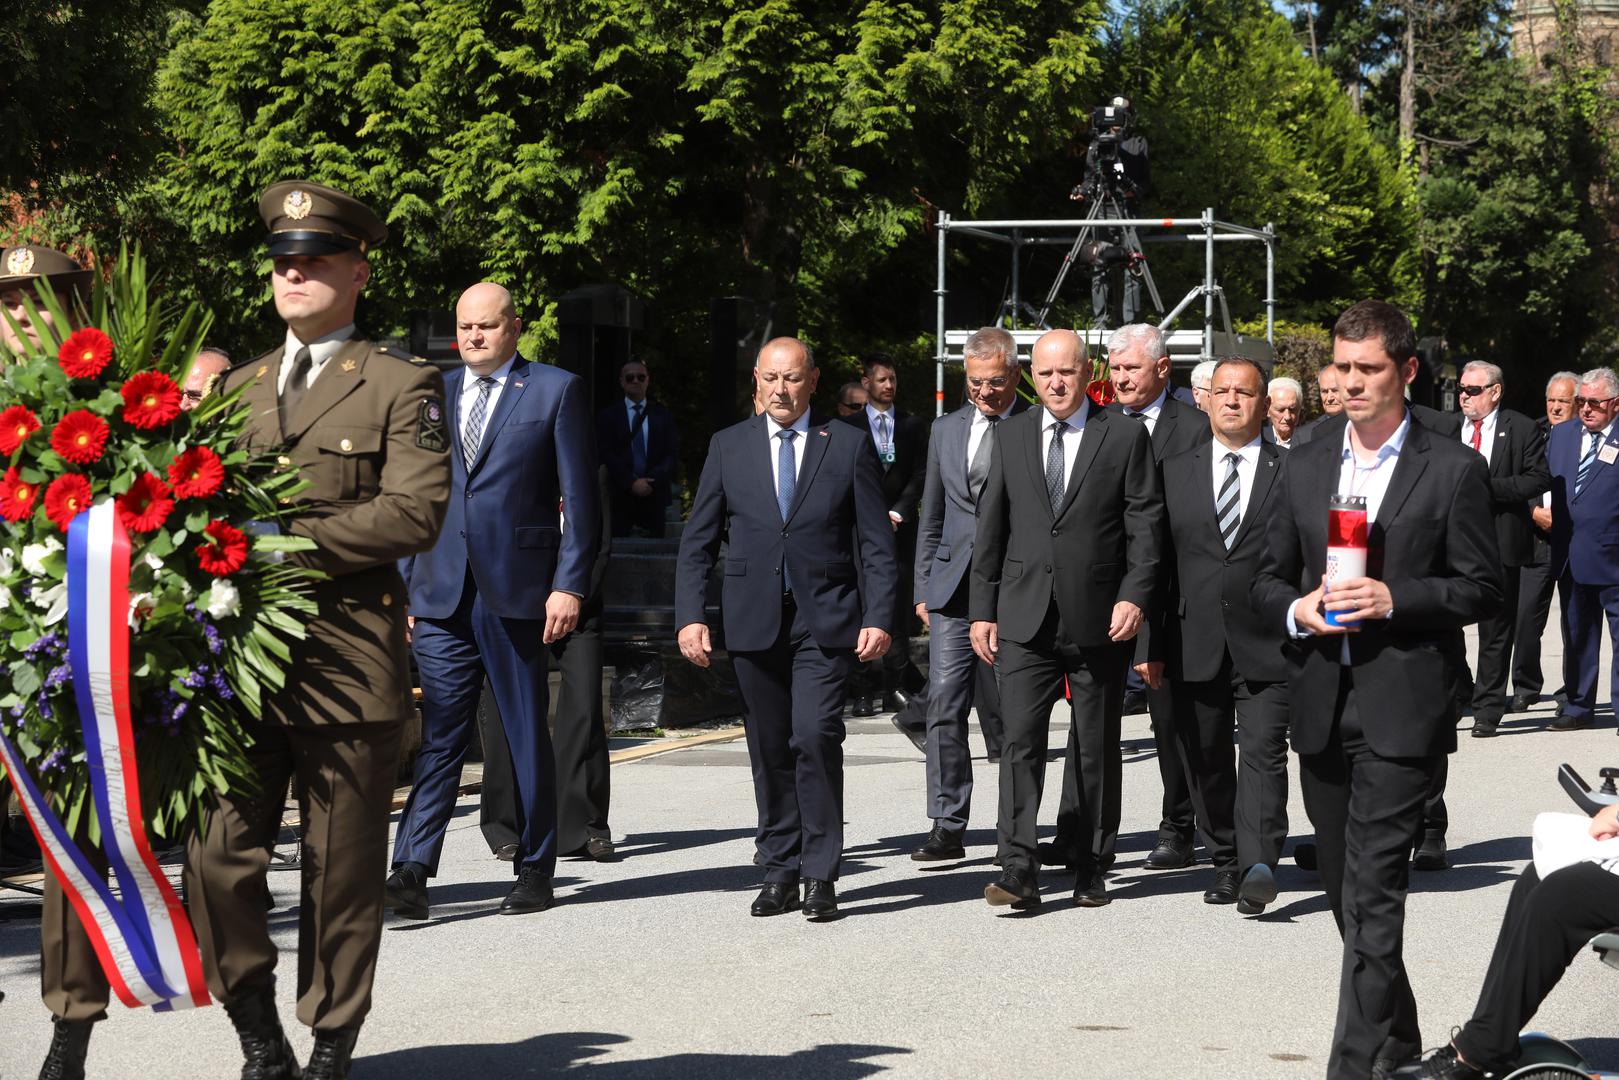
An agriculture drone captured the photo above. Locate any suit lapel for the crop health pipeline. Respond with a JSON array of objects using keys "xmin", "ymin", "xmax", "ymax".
[
  {"xmin": 1232, "ymin": 444, "xmax": 1280, "ymax": 550},
  {"xmin": 1374, "ymin": 422, "xmax": 1430, "ymax": 530},
  {"xmin": 284, "ymin": 338, "xmax": 369, "ymax": 441},
  {"xmin": 1055, "ymin": 403, "xmax": 1108, "ymax": 520},
  {"xmin": 786, "ymin": 419, "xmax": 833, "ymax": 523},
  {"xmin": 953, "ymin": 406, "xmax": 975, "ymax": 501},
  {"xmin": 466, "ymin": 357, "xmax": 531, "ymax": 478}
]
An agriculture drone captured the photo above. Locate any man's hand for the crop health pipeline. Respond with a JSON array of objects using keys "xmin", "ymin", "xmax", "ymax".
[
  {"xmin": 915, "ymin": 602, "xmax": 930, "ymax": 630},
  {"xmin": 678, "ymin": 622, "xmax": 713, "ymax": 668},
  {"xmin": 405, "ymin": 613, "xmax": 414, "ymax": 645},
  {"xmin": 1592, "ymin": 803, "xmax": 1619, "ymax": 840},
  {"xmin": 970, "ymin": 620, "xmax": 999, "ymax": 665},
  {"xmin": 1532, "ymin": 505, "xmax": 1553, "ymax": 532},
  {"xmin": 1108, "ymin": 601, "xmax": 1144, "ymax": 642},
  {"xmin": 631, "ymin": 477, "xmax": 653, "ymax": 497},
  {"xmin": 856, "ymin": 627, "xmax": 892, "ymax": 662},
  {"xmin": 1133, "ymin": 660, "xmax": 1164, "ymax": 690},
  {"xmin": 543, "ymin": 591, "xmax": 582, "ymax": 644},
  {"xmin": 1323, "ymin": 576, "xmax": 1393, "ymax": 624},
  {"xmin": 1292, "ymin": 578, "xmax": 1348, "ymax": 636},
  {"xmin": 888, "ymin": 510, "xmax": 902, "ymax": 532}
]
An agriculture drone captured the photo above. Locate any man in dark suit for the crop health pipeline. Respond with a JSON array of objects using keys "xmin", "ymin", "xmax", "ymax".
[
  {"xmin": 388, "ymin": 281, "xmax": 600, "ymax": 920},
  {"xmin": 1510, "ymin": 371, "xmax": 1578, "ymax": 710},
  {"xmin": 838, "ymin": 355, "xmax": 927, "ymax": 718},
  {"xmin": 1264, "ymin": 376, "xmax": 1304, "ymax": 449},
  {"xmin": 480, "ymin": 464, "xmax": 615, "ymax": 863},
  {"xmin": 909, "ymin": 328, "xmax": 1027, "ymax": 861},
  {"xmin": 1454, "ymin": 361, "xmax": 1550, "ymax": 738},
  {"xmin": 1253, "ymin": 300, "xmax": 1500, "ymax": 1079},
  {"xmin": 1545, "ymin": 366, "xmax": 1619, "ymax": 731},
  {"xmin": 676, "ymin": 337, "xmax": 896, "ymax": 920},
  {"xmin": 1141, "ymin": 358, "xmax": 1290, "ymax": 912},
  {"xmin": 972, "ymin": 328, "xmax": 1162, "ymax": 909},
  {"xmin": 597, "ymin": 358, "xmax": 678, "ymax": 538}
]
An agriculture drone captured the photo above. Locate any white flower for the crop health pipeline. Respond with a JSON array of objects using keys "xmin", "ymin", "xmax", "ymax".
[
  {"xmin": 204, "ymin": 578, "xmax": 241, "ymax": 620},
  {"xmin": 0, "ymin": 583, "xmax": 10, "ymax": 609},
  {"xmin": 0, "ymin": 547, "xmax": 14, "ymax": 576},
  {"xmin": 142, "ymin": 552, "xmax": 164, "ymax": 571},
  {"xmin": 21, "ymin": 538, "xmax": 62, "ymax": 577},
  {"xmin": 129, "ymin": 592, "xmax": 156, "ymax": 629},
  {"xmin": 33, "ymin": 582, "xmax": 68, "ymax": 625}
]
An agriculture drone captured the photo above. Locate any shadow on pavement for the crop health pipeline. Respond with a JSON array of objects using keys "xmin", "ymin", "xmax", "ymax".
[
  {"xmin": 353, "ymin": 1032, "xmax": 909, "ymax": 1079},
  {"xmin": 610, "ymin": 827, "xmax": 755, "ymax": 860}
]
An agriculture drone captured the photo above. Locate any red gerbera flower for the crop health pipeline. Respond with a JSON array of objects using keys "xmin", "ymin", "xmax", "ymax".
[
  {"xmin": 114, "ymin": 472, "xmax": 174, "ymax": 533},
  {"xmin": 196, "ymin": 520, "xmax": 249, "ymax": 577},
  {"xmin": 0, "ymin": 467, "xmax": 37, "ymax": 522},
  {"xmin": 43, "ymin": 474, "xmax": 93, "ymax": 532},
  {"xmin": 0, "ymin": 405, "xmax": 41, "ymax": 455},
  {"xmin": 1086, "ymin": 379, "xmax": 1116, "ymax": 407},
  {"xmin": 58, "ymin": 327, "xmax": 115, "ymax": 379},
  {"xmin": 50, "ymin": 410, "xmax": 111, "ymax": 465},
  {"xmin": 168, "ymin": 445, "xmax": 225, "ymax": 499},
  {"xmin": 120, "ymin": 371, "xmax": 182, "ymax": 430}
]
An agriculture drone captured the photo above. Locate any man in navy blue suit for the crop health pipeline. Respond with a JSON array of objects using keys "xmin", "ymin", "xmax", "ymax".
[
  {"xmin": 675, "ymin": 337, "xmax": 897, "ymax": 921},
  {"xmin": 1546, "ymin": 366, "xmax": 1619, "ymax": 731},
  {"xmin": 386, "ymin": 282, "xmax": 600, "ymax": 918}
]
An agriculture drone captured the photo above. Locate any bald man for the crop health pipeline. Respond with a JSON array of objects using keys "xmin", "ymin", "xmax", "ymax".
[
  {"xmin": 182, "ymin": 347, "xmax": 233, "ymax": 410},
  {"xmin": 389, "ymin": 281, "xmax": 600, "ymax": 920}
]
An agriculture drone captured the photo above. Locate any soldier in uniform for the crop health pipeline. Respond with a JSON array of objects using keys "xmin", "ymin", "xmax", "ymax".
[
  {"xmin": 35, "ymin": 185, "xmax": 449, "ymax": 1079},
  {"xmin": 0, "ymin": 244, "xmax": 93, "ymax": 357}
]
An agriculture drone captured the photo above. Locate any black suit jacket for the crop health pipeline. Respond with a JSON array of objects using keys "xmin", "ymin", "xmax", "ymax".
[
  {"xmin": 1151, "ymin": 439, "xmax": 1288, "ymax": 684},
  {"xmin": 1251, "ymin": 417, "xmax": 1502, "ymax": 758},
  {"xmin": 837, "ymin": 409, "xmax": 927, "ymax": 549},
  {"xmin": 1308, "ymin": 403, "xmax": 1461, "ymax": 445},
  {"xmin": 1118, "ymin": 393, "xmax": 1206, "ymax": 662},
  {"xmin": 676, "ymin": 413, "xmax": 897, "ymax": 652},
  {"xmin": 970, "ymin": 402, "xmax": 1163, "ymax": 647},
  {"xmin": 597, "ymin": 398, "xmax": 679, "ymax": 506},
  {"xmin": 1463, "ymin": 408, "xmax": 1550, "ymax": 568}
]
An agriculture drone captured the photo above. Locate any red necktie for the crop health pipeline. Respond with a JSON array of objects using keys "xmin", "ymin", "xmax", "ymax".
[{"xmin": 1470, "ymin": 419, "xmax": 1483, "ymax": 452}]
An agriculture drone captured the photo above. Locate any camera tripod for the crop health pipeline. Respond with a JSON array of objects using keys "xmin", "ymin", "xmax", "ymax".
[{"xmin": 1035, "ymin": 187, "xmax": 1165, "ymax": 330}]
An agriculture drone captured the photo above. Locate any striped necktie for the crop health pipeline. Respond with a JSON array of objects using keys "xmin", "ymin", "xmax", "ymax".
[
  {"xmin": 1575, "ymin": 429, "xmax": 1601, "ymax": 496},
  {"xmin": 462, "ymin": 376, "xmax": 495, "ymax": 468},
  {"xmin": 1216, "ymin": 452, "xmax": 1242, "ymax": 550}
]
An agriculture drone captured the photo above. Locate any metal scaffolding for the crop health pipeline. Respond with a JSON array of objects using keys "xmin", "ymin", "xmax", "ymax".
[{"xmin": 933, "ymin": 208, "xmax": 1277, "ymax": 416}]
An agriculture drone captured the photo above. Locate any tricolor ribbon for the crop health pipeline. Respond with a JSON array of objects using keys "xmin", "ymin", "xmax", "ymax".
[{"xmin": 0, "ymin": 499, "xmax": 209, "ymax": 1010}]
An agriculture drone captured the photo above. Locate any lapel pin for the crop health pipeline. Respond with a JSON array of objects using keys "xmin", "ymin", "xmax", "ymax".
[
  {"xmin": 514, "ymin": 380, "xmax": 524, "ymax": 388},
  {"xmin": 341, "ymin": 359, "xmax": 357, "ymax": 372},
  {"xmin": 818, "ymin": 428, "xmax": 829, "ymax": 437}
]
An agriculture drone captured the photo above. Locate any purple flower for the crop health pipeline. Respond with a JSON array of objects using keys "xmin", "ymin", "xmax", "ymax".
[
  {"xmin": 45, "ymin": 664, "xmax": 71, "ymax": 690},
  {"xmin": 210, "ymin": 670, "xmax": 234, "ymax": 701},
  {"xmin": 203, "ymin": 623, "xmax": 222, "ymax": 656},
  {"xmin": 40, "ymin": 748, "xmax": 67, "ymax": 774},
  {"xmin": 181, "ymin": 670, "xmax": 207, "ymax": 689},
  {"xmin": 35, "ymin": 695, "xmax": 53, "ymax": 720}
]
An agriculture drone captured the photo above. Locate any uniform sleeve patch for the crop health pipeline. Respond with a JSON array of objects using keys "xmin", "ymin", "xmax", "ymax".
[{"xmin": 416, "ymin": 397, "xmax": 448, "ymax": 452}]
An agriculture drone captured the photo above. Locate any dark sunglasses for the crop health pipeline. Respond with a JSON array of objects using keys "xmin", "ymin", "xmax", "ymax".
[
  {"xmin": 1576, "ymin": 396, "xmax": 1616, "ymax": 409},
  {"xmin": 1457, "ymin": 383, "xmax": 1497, "ymax": 397},
  {"xmin": 622, "ymin": 373, "xmax": 647, "ymax": 382}
]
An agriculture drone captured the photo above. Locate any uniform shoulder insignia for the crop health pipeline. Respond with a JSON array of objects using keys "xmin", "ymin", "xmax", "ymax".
[
  {"xmin": 229, "ymin": 349, "xmax": 276, "ymax": 374},
  {"xmin": 415, "ymin": 397, "xmax": 449, "ymax": 453},
  {"xmin": 374, "ymin": 344, "xmax": 429, "ymax": 365}
]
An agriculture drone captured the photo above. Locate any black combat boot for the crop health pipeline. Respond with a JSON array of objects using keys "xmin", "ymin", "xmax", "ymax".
[
  {"xmin": 224, "ymin": 982, "xmax": 302, "ymax": 1080},
  {"xmin": 38, "ymin": 1016, "xmax": 94, "ymax": 1080},
  {"xmin": 303, "ymin": 1028, "xmax": 360, "ymax": 1080}
]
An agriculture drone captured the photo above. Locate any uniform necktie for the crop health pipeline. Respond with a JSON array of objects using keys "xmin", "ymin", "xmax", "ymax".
[
  {"xmin": 1470, "ymin": 419, "xmax": 1483, "ymax": 452},
  {"xmin": 278, "ymin": 346, "xmax": 313, "ymax": 430},
  {"xmin": 968, "ymin": 414, "xmax": 1000, "ymax": 501},
  {"xmin": 777, "ymin": 429, "xmax": 798, "ymax": 591},
  {"xmin": 1576, "ymin": 429, "xmax": 1601, "ymax": 496},
  {"xmin": 631, "ymin": 402, "xmax": 648, "ymax": 476},
  {"xmin": 462, "ymin": 376, "xmax": 495, "ymax": 468},
  {"xmin": 1216, "ymin": 452, "xmax": 1242, "ymax": 550},
  {"xmin": 877, "ymin": 413, "xmax": 891, "ymax": 469},
  {"xmin": 1045, "ymin": 420, "xmax": 1069, "ymax": 514}
]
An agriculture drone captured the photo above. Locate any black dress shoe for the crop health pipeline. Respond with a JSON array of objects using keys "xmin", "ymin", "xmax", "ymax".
[
  {"xmin": 850, "ymin": 696, "xmax": 878, "ymax": 718},
  {"xmin": 882, "ymin": 689, "xmax": 911, "ymax": 713},
  {"xmin": 499, "ymin": 868, "xmax": 555, "ymax": 915},
  {"xmin": 303, "ymin": 1028, "xmax": 360, "ymax": 1080},
  {"xmin": 1549, "ymin": 709, "xmax": 1593, "ymax": 731},
  {"xmin": 224, "ymin": 981, "xmax": 301, "ymax": 1080},
  {"xmin": 1073, "ymin": 867, "xmax": 1111, "ymax": 907},
  {"xmin": 912, "ymin": 824, "xmax": 966, "ymax": 862},
  {"xmin": 38, "ymin": 1016, "xmax": 94, "ymax": 1080},
  {"xmin": 985, "ymin": 868, "xmax": 1040, "ymax": 909},
  {"xmin": 569, "ymin": 836, "xmax": 617, "ymax": 861},
  {"xmin": 492, "ymin": 843, "xmax": 518, "ymax": 862},
  {"xmin": 1237, "ymin": 864, "xmax": 1277, "ymax": 915},
  {"xmin": 1509, "ymin": 692, "xmax": 1539, "ymax": 712},
  {"xmin": 1143, "ymin": 836, "xmax": 1194, "ymax": 870},
  {"xmin": 1036, "ymin": 841, "xmax": 1080, "ymax": 868},
  {"xmin": 1411, "ymin": 1044, "xmax": 1485, "ymax": 1079},
  {"xmin": 889, "ymin": 712, "xmax": 927, "ymax": 753},
  {"xmin": 1412, "ymin": 833, "xmax": 1448, "ymax": 871},
  {"xmin": 751, "ymin": 881, "xmax": 800, "ymax": 916},
  {"xmin": 383, "ymin": 864, "xmax": 429, "ymax": 920},
  {"xmin": 1470, "ymin": 718, "xmax": 1499, "ymax": 738},
  {"xmin": 1121, "ymin": 690, "xmax": 1149, "ymax": 715},
  {"xmin": 1292, "ymin": 842, "xmax": 1318, "ymax": 872},
  {"xmin": 803, "ymin": 878, "xmax": 839, "ymax": 920},
  {"xmin": 1203, "ymin": 868, "xmax": 1240, "ymax": 904}
]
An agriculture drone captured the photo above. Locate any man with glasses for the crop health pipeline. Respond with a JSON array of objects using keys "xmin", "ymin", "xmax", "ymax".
[
  {"xmin": 598, "ymin": 358, "xmax": 679, "ymax": 538},
  {"xmin": 1546, "ymin": 367, "xmax": 1619, "ymax": 731},
  {"xmin": 181, "ymin": 346, "xmax": 233, "ymax": 411},
  {"xmin": 835, "ymin": 382, "xmax": 867, "ymax": 417},
  {"xmin": 1512, "ymin": 371, "xmax": 1580, "ymax": 711},
  {"xmin": 1454, "ymin": 361, "xmax": 1549, "ymax": 739}
]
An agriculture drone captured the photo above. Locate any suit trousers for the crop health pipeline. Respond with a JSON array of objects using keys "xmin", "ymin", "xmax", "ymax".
[
  {"xmin": 1559, "ymin": 574, "xmax": 1619, "ymax": 721},
  {"xmin": 39, "ymin": 835, "xmax": 111, "ymax": 1022},
  {"xmin": 1453, "ymin": 861, "xmax": 1619, "ymax": 1069},
  {"xmin": 1300, "ymin": 669, "xmax": 1440, "ymax": 1080},
  {"xmin": 186, "ymin": 718, "xmax": 404, "ymax": 1030},
  {"xmin": 731, "ymin": 597, "xmax": 854, "ymax": 883},
  {"xmin": 1470, "ymin": 565, "xmax": 1522, "ymax": 723},
  {"xmin": 1173, "ymin": 654, "xmax": 1291, "ymax": 872},
  {"xmin": 480, "ymin": 623, "xmax": 612, "ymax": 855},
  {"xmin": 395, "ymin": 575, "xmax": 557, "ymax": 877},
  {"xmin": 1511, "ymin": 547, "xmax": 1558, "ymax": 697},
  {"xmin": 611, "ymin": 488, "xmax": 667, "ymax": 539},
  {"xmin": 998, "ymin": 602, "xmax": 1129, "ymax": 875},
  {"xmin": 923, "ymin": 609, "xmax": 980, "ymax": 831},
  {"xmin": 974, "ymin": 657, "xmax": 1005, "ymax": 758}
]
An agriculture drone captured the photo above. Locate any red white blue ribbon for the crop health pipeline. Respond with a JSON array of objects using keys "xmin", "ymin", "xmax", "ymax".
[{"xmin": 0, "ymin": 499, "xmax": 209, "ymax": 1010}]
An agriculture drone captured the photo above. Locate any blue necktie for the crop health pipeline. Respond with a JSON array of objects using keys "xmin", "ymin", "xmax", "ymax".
[
  {"xmin": 630, "ymin": 402, "xmax": 648, "ymax": 476},
  {"xmin": 1576, "ymin": 430, "xmax": 1601, "ymax": 497},
  {"xmin": 777, "ymin": 429, "xmax": 797, "ymax": 590}
]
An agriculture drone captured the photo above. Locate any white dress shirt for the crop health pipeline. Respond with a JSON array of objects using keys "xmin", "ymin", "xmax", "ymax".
[
  {"xmin": 864, "ymin": 402, "xmax": 897, "ymax": 456},
  {"xmin": 966, "ymin": 403, "xmax": 1017, "ymax": 472},
  {"xmin": 1209, "ymin": 435, "xmax": 1262, "ymax": 523},
  {"xmin": 457, "ymin": 355, "xmax": 518, "ymax": 445},
  {"xmin": 1120, "ymin": 387, "xmax": 1169, "ymax": 435},
  {"xmin": 1460, "ymin": 406, "xmax": 1498, "ymax": 466},
  {"xmin": 1041, "ymin": 400, "xmax": 1090, "ymax": 488},
  {"xmin": 277, "ymin": 323, "xmax": 355, "ymax": 395},
  {"xmin": 766, "ymin": 411, "xmax": 812, "ymax": 501}
]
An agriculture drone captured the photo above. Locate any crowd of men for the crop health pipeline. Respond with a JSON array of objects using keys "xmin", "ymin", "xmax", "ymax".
[{"xmin": 5, "ymin": 176, "xmax": 1619, "ymax": 1080}]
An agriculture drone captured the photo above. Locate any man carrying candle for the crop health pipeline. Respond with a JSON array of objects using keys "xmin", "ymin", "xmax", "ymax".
[{"xmin": 1253, "ymin": 299, "xmax": 1501, "ymax": 1080}]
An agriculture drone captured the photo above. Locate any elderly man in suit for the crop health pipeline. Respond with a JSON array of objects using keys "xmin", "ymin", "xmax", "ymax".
[
  {"xmin": 1453, "ymin": 360, "xmax": 1550, "ymax": 738},
  {"xmin": 1545, "ymin": 367, "xmax": 1619, "ymax": 732},
  {"xmin": 1140, "ymin": 358, "xmax": 1290, "ymax": 912},
  {"xmin": 1511, "ymin": 371, "xmax": 1579, "ymax": 711},
  {"xmin": 1253, "ymin": 299, "xmax": 1500, "ymax": 1080},
  {"xmin": 909, "ymin": 327, "xmax": 1028, "ymax": 861},
  {"xmin": 676, "ymin": 337, "xmax": 896, "ymax": 920},
  {"xmin": 972, "ymin": 328, "xmax": 1162, "ymax": 908},
  {"xmin": 1265, "ymin": 376, "xmax": 1304, "ymax": 449},
  {"xmin": 387, "ymin": 281, "xmax": 600, "ymax": 923}
]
